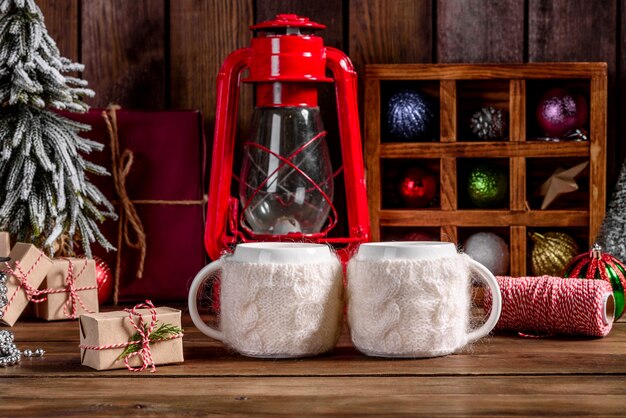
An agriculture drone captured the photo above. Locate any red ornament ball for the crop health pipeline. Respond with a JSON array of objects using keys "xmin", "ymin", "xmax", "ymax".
[
  {"xmin": 403, "ymin": 230, "xmax": 439, "ymax": 241},
  {"xmin": 94, "ymin": 256, "xmax": 114, "ymax": 305},
  {"xmin": 399, "ymin": 167, "xmax": 437, "ymax": 208},
  {"xmin": 536, "ymin": 88, "xmax": 588, "ymax": 138}
]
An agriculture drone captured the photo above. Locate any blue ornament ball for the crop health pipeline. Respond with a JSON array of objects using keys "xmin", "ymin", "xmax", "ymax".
[{"xmin": 386, "ymin": 89, "xmax": 436, "ymax": 141}]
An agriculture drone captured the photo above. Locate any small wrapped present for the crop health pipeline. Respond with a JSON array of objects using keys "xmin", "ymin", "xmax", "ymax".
[
  {"xmin": 0, "ymin": 243, "xmax": 53, "ymax": 326},
  {"xmin": 35, "ymin": 258, "xmax": 99, "ymax": 321},
  {"xmin": 79, "ymin": 300, "xmax": 184, "ymax": 372},
  {"xmin": 0, "ymin": 232, "xmax": 10, "ymax": 257}
]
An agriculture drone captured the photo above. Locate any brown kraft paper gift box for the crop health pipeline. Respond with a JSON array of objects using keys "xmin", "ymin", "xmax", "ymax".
[
  {"xmin": 0, "ymin": 243, "xmax": 52, "ymax": 326},
  {"xmin": 0, "ymin": 232, "xmax": 10, "ymax": 257},
  {"xmin": 35, "ymin": 258, "xmax": 99, "ymax": 321},
  {"xmin": 79, "ymin": 307, "xmax": 183, "ymax": 371}
]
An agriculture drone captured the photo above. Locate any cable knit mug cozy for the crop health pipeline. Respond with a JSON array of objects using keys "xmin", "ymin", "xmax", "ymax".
[
  {"xmin": 347, "ymin": 242, "xmax": 503, "ymax": 358},
  {"xmin": 188, "ymin": 243, "xmax": 343, "ymax": 358}
]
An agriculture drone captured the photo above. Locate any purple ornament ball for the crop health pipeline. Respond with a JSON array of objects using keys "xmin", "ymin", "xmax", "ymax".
[{"xmin": 535, "ymin": 88, "xmax": 588, "ymax": 139}]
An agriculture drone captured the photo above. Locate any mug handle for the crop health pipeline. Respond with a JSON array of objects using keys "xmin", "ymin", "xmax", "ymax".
[
  {"xmin": 188, "ymin": 260, "xmax": 226, "ymax": 342},
  {"xmin": 466, "ymin": 259, "xmax": 502, "ymax": 343}
]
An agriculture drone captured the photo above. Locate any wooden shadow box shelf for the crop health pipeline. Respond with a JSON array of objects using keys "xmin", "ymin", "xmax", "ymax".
[{"xmin": 365, "ymin": 63, "xmax": 607, "ymax": 276}]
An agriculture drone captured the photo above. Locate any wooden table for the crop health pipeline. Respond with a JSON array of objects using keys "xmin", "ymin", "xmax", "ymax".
[{"xmin": 1, "ymin": 310, "xmax": 625, "ymax": 417}]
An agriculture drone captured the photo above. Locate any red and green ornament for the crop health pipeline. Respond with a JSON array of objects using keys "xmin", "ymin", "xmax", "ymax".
[{"xmin": 563, "ymin": 244, "xmax": 626, "ymax": 320}]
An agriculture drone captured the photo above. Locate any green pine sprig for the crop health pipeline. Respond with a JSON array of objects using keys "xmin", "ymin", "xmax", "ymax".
[{"xmin": 118, "ymin": 322, "xmax": 183, "ymax": 360}]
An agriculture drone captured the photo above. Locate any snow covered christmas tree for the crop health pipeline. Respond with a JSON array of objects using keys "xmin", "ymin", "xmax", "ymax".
[
  {"xmin": 0, "ymin": 0, "xmax": 115, "ymax": 256},
  {"xmin": 598, "ymin": 161, "xmax": 626, "ymax": 261}
]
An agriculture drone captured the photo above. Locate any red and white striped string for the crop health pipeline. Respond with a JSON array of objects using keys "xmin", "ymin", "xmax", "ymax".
[
  {"xmin": 484, "ymin": 276, "xmax": 614, "ymax": 337},
  {"xmin": 36, "ymin": 259, "xmax": 97, "ymax": 319},
  {"xmin": 1, "ymin": 254, "xmax": 47, "ymax": 316},
  {"xmin": 78, "ymin": 300, "xmax": 184, "ymax": 373}
]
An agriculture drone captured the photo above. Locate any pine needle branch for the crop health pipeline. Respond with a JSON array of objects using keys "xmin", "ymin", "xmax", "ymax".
[{"xmin": 118, "ymin": 323, "xmax": 184, "ymax": 360}]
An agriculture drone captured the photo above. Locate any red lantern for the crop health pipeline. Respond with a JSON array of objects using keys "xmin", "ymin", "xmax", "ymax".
[{"xmin": 205, "ymin": 14, "xmax": 370, "ymax": 261}]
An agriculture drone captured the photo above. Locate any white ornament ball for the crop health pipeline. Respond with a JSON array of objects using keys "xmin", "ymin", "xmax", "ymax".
[{"xmin": 463, "ymin": 232, "xmax": 510, "ymax": 276}]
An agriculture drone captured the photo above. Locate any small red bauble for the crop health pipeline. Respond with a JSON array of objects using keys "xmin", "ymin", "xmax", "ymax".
[
  {"xmin": 403, "ymin": 231, "xmax": 438, "ymax": 241},
  {"xmin": 536, "ymin": 88, "xmax": 588, "ymax": 138},
  {"xmin": 93, "ymin": 256, "xmax": 114, "ymax": 305},
  {"xmin": 399, "ymin": 167, "xmax": 437, "ymax": 208}
]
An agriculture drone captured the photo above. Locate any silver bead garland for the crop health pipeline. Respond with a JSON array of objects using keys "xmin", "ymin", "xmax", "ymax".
[
  {"xmin": 0, "ymin": 265, "xmax": 45, "ymax": 367},
  {"xmin": 0, "ymin": 271, "xmax": 8, "ymax": 319},
  {"xmin": 0, "ymin": 329, "xmax": 45, "ymax": 367},
  {"xmin": 0, "ymin": 268, "xmax": 44, "ymax": 366}
]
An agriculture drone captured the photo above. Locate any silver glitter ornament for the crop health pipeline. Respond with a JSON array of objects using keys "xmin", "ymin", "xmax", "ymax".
[{"xmin": 470, "ymin": 106, "xmax": 507, "ymax": 140}]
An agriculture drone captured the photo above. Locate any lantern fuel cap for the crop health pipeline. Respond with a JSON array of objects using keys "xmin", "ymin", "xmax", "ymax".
[
  {"xmin": 245, "ymin": 14, "xmax": 332, "ymax": 84},
  {"xmin": 251, "ymin": 14, "xmax": 326, "ymax": 31}
]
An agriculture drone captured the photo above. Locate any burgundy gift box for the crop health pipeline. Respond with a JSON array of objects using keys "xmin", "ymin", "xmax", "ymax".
[{"xmin": 63, "ymin": 109, "xmax": 207, "ymax": 302}]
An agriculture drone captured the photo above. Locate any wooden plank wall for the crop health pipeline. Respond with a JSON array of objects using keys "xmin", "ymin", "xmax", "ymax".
[{"xmin": 36, "ymin": 0, "xmax": 624, "ymax": 197}]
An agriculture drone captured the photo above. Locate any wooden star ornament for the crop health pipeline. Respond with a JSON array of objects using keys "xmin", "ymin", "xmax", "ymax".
[{"xmin": 539, "ymin": 161, "xmax": 589, "ymax": 210}]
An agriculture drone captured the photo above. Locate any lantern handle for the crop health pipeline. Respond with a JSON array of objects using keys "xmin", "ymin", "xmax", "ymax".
[
  {"xmin": 205, "ymin": 48, "xmax": 253, "ymax": 261},
  {"xmin": 325, "ymin": 47, "xmax": 370, "ymax": 245}
]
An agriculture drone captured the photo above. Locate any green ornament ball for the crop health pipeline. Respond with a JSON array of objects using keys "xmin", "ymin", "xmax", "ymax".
[{"xmin": 467, "ymin": 163, "xmax": 508, "ymax": 208}]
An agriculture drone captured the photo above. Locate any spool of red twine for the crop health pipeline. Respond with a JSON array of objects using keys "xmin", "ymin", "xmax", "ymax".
[{"xmin": 484, "ymin": 276, "xmax": 614, "ymax": 337}]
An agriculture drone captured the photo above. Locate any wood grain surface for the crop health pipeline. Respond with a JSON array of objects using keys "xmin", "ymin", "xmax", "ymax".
[
  {"xmin": 37, "ymin": 0, "xmax": 78, "ymax": 62},
  {"xmin": 437, "ymin": 0, "xmax": 524, "ymax": 63},
  {"xmin": 589, "ymin": 75, "xmax": 608, "ymax": 243},
  {"xmin": 349, "ymin": 0, "xmax": 432, "ymax": 75},
  {"xmin": 379, "ymin": 141, "xmax": 590, "ymax": 159},
  {"xmin": 366, "ymin": 63, "xmax": 607, "ymax": 80},
  {"xmin": 378, "ymin": 209, "xmax": 589, "ymax": 228},
  {"xmin": 364, "ymin": 78, "xmax": 382, "ymax": 241},
  {"xmin": 2, "ymin": 376, "xmax": 626, "ymax": 416},
  {"xmin": 2, "ymin": 310, "xmax": 626, "ymax": 416},
  {"xmin": 510, "ymin": 225, "xmax": 527, "ymax": 276},
  {"xmin": 169, "ymin": 0, "xmax": 253, "ymax": 129},
  {"xmin": 81, "ymin": 0, "xmax": 166, "ymax": 108}
]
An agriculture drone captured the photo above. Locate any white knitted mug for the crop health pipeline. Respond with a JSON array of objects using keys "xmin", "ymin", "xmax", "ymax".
[
  {"xmin": 188, "ymin": 243, "xmax": 343, "ymax": 358},
  {"xmin": 347, "ymin": 241, "xmax": 502, "ymax": 358}
]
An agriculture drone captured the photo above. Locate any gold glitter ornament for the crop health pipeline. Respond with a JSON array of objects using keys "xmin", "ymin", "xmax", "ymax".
[{"xmin": 530, "ymin": 231, "xmax": 579, "ymax": 276}]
